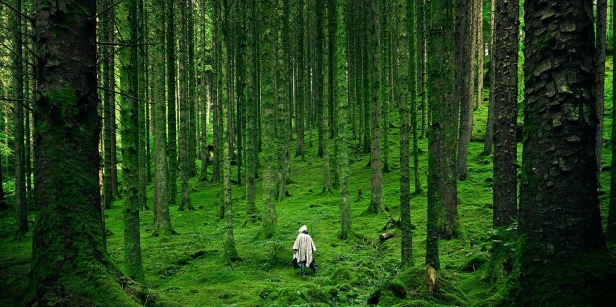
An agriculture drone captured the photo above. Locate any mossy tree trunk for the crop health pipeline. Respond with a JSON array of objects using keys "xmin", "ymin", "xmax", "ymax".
[
  {"xmin": 475, "ymin": 0, "xmax": 484, "ymax": 111},
  {"xmin": 456, "ymin": 0, "xmax": 473, "ymax": 182},
  {"xmin": 188, "ymin": 0, "xmax": 197, "ymax": 179},
  {"xmin": 483, "ymin": 0, "xmax": 496, "ymax": 156},
  {"xmin": 334, "ymin": 0, "xmax": 350, "ymax": 240},
  {"xmin": 514, "ymin": 0, "xmax": 613, "ymax": 303},
  {"xmin": 295, "ymin": 0, "xmax": 306, "ymax": 160},
  {"xmin": 12, "ymin": 0, "xmax": 28, "ymax": 240},
  {"xmin": 101, "ymin": 0, "xmax": 114, "ymax": 211},
  {"xmin": 262, "ymin": 0, "xmax": 279, "ymax": 239},
  {"xmin": 368, "ymin": 0, "xmax": 383, "ymax": 214},
  {"xmin": 29, "ymin": 0, "xmax": 139, "ymax": 304},
  {"xmin": 277, "ymin": 0, "xmax": 290, "ymax": 200},
  {"xmin": 596, "ymin": 0, "xmax": 608, "ymax": 186},
  {"xmin": 153, "ymin": 0, "xmax": 176, "ymax": 237},
  {"xmin": 397, "ymin": 0, "xmax": 414, "ymax": 268},
  {"xmin": 609, "ymin": 0, "xmax": 616, "ymax": 241},
  {"xmin": 167, "ymin": 0, "xmax": 178, "ymax": 206},
  {"xmin": 198, "ymin": 0, "xmax": 209, "ymax": 182},
  {"xmin": 245, "ymin": 0, "xmax": 258, "ymax": 221},
  {"xmin": 118, "ymin": 0, "xmax": 144, "ymax": 282},
  {"xmin": 492, "ymin": 0, "xmax": 518, "ymax": 228},
  {"xmin": 137, "ymin": 0, "xmax": 148, "ymax": 211},
  {"xmin": 178, "ymin": 0, "xmax": 193, "ymax": 211},
  {"xmin": 321, "ymin": 0, "xmax": 332, "ymax": 194},
  {"xmin": 426, "ymin": 0, "xmax": 454, "ymax": 292}
]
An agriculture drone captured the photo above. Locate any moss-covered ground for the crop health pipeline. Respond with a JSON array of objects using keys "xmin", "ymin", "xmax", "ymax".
[{"xmin": 1, "ymin": 58, "xmax": 615, "ymax": 306}]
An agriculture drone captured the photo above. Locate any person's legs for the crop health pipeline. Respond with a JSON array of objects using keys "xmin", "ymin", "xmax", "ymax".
[{"xmin": 300, "ymin": 261, "xmax": 306, "ymax": 277}]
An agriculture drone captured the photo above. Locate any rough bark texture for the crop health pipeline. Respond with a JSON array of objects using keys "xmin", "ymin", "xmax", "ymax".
[
  {"xmin": 595, "ymin": 0, "xmax": 608, "ymax": 186},
  {"xmin": 153, "ymin": 0, "xmax": 175, "ymax": 236},
  {"xmin": 369, "ymin": 0, "xmax": 384, "ymax": 214},
  {"xmin": 262, "ymin": 0, "xmax": 279, "ymax": 239},
  {"xmin": 118, "ymin": 0, "xmax": 144, "ymax": 281},
  {"xmin": 245, "ymin": 0, "xmax": 257, "ymax": 220},
  {"xmin": 29, "ymin": 1, "xmax": 138, "ymax": 304},
  {"xmin": 483, "ymin": 0, "xmax": 496, "ymax": 156},
  {"xmin": 456, "ymin": 0, "xmax": 473, "ymax": 181},
  {"xmin": 335, "ymin": 0, "xmax": 350, "ymax": 240},
  {"xmin": 101, "ymin": 0, "xmax": 114, "ymax": 210},
  {"xmin": 475, "ymin": 0, "xmax": 484, "ymax": 110},
  {"xmin": 179, "ymin": 0, "xmax": 193, "ymax": 211},
  {"xmin": 513, "ymin": 0, "xmax": 616, "ymax": 303},
  {"xmin": 12, "ymin": 0, "xmax": 28, "ymax": 240},
  {"xmin": 167, "ymin": 0, "xmax": 178, "ymax": 206},
  {"xmin": 426, "ymin": 0, "xmax": 454, "ymax": 291},
  {"xmin": 492, "ymin": 0, "xmax": 518, "ymax": 228},
  {"xmin": 397, "ymin": 0, "xmax": 413, "ymax": 268},
  {"xmin": 609, "ymin": 0, "xmax": 616, "ymax": 241}
]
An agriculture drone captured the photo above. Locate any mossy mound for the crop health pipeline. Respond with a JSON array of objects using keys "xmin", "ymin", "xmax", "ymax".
[
  {"xmin": 504, "ymin": 251, "xmax": 616, "ymax": 306},
  {"xmin": 368, "ymin": 267, "xmax": 467, "ymax": 306}
]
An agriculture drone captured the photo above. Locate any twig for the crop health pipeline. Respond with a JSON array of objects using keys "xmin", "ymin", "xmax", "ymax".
[
  {"xmin": 0, "ymin": 0, "xmax": 33, "ymax": 22},
  {"xmin": 95, "ymin": 0, "xmax": 124, "ymax": 20}
]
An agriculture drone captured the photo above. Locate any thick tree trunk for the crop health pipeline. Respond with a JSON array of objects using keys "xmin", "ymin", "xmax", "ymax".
[
  {"xmin": 492, "ymin": 0, "xmax": 518, "ymax": 228},
  {"xmin": 245, "ymin": 0, "xmax": 257, "ymax": 220},
  {"xmin": 102, "ymin": 0, "xmax": 114, "ymax": 210},
  {"xmin": 514, "ymin": 0, "xmax": 613, "ymax": 303},
  {"xmin": 118, "ymin": 0, "xmax": 144, "ymax": 282},
  {"xmin": 29, "ymin": 1, "xmax": 139, "ymax": 304},
  {"xmin": 475, "ymin": 0, "xmax": 484, "ymax": 110}
]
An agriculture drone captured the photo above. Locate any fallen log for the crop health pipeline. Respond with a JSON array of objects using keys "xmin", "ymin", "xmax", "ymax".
[{"xmin": 379, "ymin": 232, "xmax": 395, "ymax": 242}]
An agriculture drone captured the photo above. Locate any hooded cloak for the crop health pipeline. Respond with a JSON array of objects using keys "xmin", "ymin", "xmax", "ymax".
[{"xmin": 293, "ymin": 225, "xmax": 316, "ymax": 266}]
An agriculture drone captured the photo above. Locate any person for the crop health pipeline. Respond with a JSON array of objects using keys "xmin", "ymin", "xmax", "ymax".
[{"xmin": 293, "ymin": 225, "xmax": 316, "ymax": 277}]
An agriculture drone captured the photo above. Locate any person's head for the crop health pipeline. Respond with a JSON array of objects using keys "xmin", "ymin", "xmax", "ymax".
[{"xmin": 298, "ymin": 225, "xmax": 308, "ymax": 234}]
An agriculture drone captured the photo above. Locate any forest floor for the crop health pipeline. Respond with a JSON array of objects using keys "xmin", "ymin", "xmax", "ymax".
[{"xmin": 1, "ymin": 60, "xmax": 616, "ymax": 306}]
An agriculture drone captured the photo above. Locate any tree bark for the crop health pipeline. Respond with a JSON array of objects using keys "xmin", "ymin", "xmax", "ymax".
[
  {"xmin": 456, "ymin": 0, "xmax": 473, "ymax": 181},
  {"xmin": 515, "ymin": 0, "xmax": 611, "ymax": 303},
  {"xmin": 167, "ymin": 0, "xmax": 178, "ymax": 206},
  {"xmin": 178, "ymin": 0, "xmax": 193, "ymax": 211},
  {"xmin": 492, "ymin": 0, "xmax": 518, "ymax": 228},
  {"xmin": 397, "ymin": 0, "xmax": 414, "ymax": 268},
  {"xmin": 262, "ymin": 0, "xmax": 279, "ymax": 239},
  {"xmin": 153, "ymin": 0, "xmax": 176, "ymax": 236},
  {"xmin": 596, "ymin": 0, "xmax": 608, "ymax": 186},
  {"xmin": 29, "ymin": 0, "xmax": 139, "ymax": 304},
  {"xmin": 483, "ymin": 0, "xmax": 496, "ymax": 155},
  {"xmin": 609, "ymin": 0, "xmax": 616, "ymax": 241},
  {"xmin": 118, "ymin": 0, "xmax": 144, "ymax": 282},
  {"xmin": 369, "ymin": 0, "xmax": 384, "ymax": 214},
  {"xmin": 12, "ymin": 0, "xmax": 28, "ymax": 240}
]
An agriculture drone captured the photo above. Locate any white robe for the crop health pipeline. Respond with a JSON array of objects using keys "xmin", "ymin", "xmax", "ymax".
[{"xmin": 293, "ymin": 232, "xmax": 316, "ymax": 266}]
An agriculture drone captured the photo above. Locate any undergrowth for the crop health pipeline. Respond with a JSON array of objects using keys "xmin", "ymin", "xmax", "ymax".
[{"xmin": 0, "ymin": 58, "xmax": 614, "ymax": 306}]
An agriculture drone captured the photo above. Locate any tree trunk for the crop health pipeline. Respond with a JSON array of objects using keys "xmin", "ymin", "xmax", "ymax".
[
  {"xmin": 166, "ymin": 0, "xmax": 178, "ymax": 206},
  {"xmin": 492, "ymin": 0, "xmax": 519, "ymax": 228},
  {"xmin": 29, "ymin": 1, "xmax": 139, "ymax": 304},
  {"xmin": 334, "ymin": 0, "xmax": 351, "ymax": 240},
  {"xmin": 397, "ymin": 0, "xmax": 414, "ymax": 268},
  {"xmin": 198, "ymin": 0, "xmax": 209, "ymax": 182},
  {"xmin": 137, "ymin": 0, "xmax": 148, "ymax": 211},
  {"xmin": 178, "ymin": 0, "xmax": 193, "ymax": 211},
  {"xmin": 369, "ymin": 0, "xmax": 384, "ymax": 214},
  {"xmin": 277, "ymin": 0, "xmax": 290, "ymax": 200},
  {"xmin": 295, "ymin": 0, "xmax": 306, "ymax": 160},
  {"xmin": 262, "ymin": 0, "xmax": 279, "ymax": 239},
  {"xmin": 514, "ymin": 0, "xmax": 613, "ymax": 303},
  {"xmin": 118, "ymin": 0, "xmax": 144, "ymax": 282},
  {"xmin": 596, "ymin": 0, "xmax": 608, "ymax": 186},
  {"xmin": 12, "ymin": 0, "xmax": 28, "ymax": 240},
  {"xmin": 475, "ymin": 0, "xmax": 484, "ymax": 110},
  {"xmin": 609, "ymin": 0, "xmax": 616, "ymax": 241},
  {"xmin": 483, "ymin": 0, "xmax": 496, "ymax": 156},
  {"xmin": 245, "ymin": 0, "xmax": 257, "ymax": 220},
  {"xmin": 426, "ymin": 0, "xmax": 454, "ymax": 291},
  {"xmin": 456, "ymin": 0, "xmax": 473, "ymax": 182},
  {"xmin": 153, "ymin": 0, "xmax": 176, "ymax": 237}
]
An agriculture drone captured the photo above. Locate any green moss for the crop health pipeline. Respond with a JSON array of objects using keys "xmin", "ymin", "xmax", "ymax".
[{"xmin": 504, "ymin": 251, "xmax": 616, "ymax": 306}]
